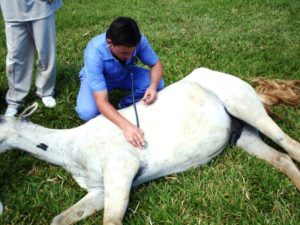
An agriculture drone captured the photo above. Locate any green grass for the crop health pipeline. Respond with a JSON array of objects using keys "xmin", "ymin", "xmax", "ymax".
[{"xmin": 1, "ymin": 0, "xmax": 300, "ymax": 224}]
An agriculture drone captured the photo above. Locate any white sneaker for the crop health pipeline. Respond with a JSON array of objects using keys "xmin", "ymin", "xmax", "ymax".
[
  {"xmin": 4, "ymin": 105, "xmax": 18, "ymax": 117},
  {"xmin": 42, "ymin": 96, "xmax": 56, "ymax": 108}
]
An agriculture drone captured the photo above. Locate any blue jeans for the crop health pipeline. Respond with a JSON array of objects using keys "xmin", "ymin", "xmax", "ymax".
[{"xmin": 76, "ymin": 66, "xmax": 164, "ymax": 121}]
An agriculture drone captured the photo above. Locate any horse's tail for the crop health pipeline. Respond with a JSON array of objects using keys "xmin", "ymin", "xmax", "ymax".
[{"xmin": 251, "ymin": 78, "xmax": 300, "ymax": 118}]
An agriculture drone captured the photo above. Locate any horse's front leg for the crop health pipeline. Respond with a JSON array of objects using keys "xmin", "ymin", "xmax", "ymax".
[
  {"xmin": 51, "ymin": 189, "xmax": 104, "ymax": 225},
  {"xmin": 103, "ymin": 153, "xmax": 140, "ymax": 225}
]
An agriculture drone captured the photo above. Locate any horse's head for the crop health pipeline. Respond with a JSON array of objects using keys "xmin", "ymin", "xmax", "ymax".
[
  {"xmin": 0, "ymin": 116, "xmax": 19, "ymax": 153},
  {"xmin": 0, "ymin": 103, "xmax": 38, "ymax": 153}
]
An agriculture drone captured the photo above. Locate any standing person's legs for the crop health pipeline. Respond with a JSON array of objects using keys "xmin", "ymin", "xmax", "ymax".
[
  {"xmin": 32, "ymin": 14, "xmax": 57, "ymax": 107},
  {"xmin": 118, "ymin": 67, "xmax": 164, "ymax": 108},
  {"xmin": 76, "ymin": 78, "xmax": 100, "ymax": 121},
  {"xmin": 4, "ymin": 21, "xmax": 35, "ymax": 116}
]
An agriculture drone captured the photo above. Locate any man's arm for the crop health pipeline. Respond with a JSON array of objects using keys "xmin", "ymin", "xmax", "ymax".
[
  {"xmin": 142, "ymin": 60, "xmax": 163, "ymax": 104},
  {"xmin": 93, "ymin": 90, "xmax": 145, "ymax": 148}
]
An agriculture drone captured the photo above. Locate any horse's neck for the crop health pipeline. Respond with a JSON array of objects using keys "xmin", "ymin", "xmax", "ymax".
[{"xmin": 9, "ymin": 121, "xmax": 75, "ymax": 168}]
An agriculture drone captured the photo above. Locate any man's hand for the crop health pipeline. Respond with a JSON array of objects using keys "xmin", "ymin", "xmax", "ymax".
[
  {"xmin": 142, "ymin": 84, "xmax": 157, "ymax": 105},
  {"xmin": 93, "ymin": 90, "xmax": 146, "ymax": 149},
  {"xmin": 122, "ymin": 123, "xmax": 145, "ymax": 148}
]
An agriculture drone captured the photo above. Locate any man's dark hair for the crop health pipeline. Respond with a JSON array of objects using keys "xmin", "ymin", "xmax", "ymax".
[{"xmin": 107, "ymin": 17, "xmax": 141, "ymax": 47}]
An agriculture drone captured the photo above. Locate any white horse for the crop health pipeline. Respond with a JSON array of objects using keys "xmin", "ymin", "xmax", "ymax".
[{"xmin": 1, "ymin": 67, "xmax": 300, "ymax": 225}]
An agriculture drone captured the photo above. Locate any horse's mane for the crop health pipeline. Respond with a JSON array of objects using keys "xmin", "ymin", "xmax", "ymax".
[{"xmin": 251, "ymin": 78, "xmax": 300, "ymax": 118}]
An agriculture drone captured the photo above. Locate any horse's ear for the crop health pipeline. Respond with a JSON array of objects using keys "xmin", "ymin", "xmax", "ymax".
[{"xmin": 19, "ymin": 102, "xmax": 38, "ymax": 118}]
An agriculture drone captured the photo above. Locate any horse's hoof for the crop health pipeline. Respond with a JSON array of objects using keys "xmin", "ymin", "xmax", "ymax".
[
  {"xmin": 51, "ymin": 215, "xmax": 63, "ymax": 225},
  {"xmin": 0, "ymin": 201, "xmax": 3, "ymax": 214}
]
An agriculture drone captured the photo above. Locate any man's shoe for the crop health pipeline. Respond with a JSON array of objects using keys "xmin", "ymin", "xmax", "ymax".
[
  {"xmin": 4, "ymin": 105, "xmax": 18, "ymax": 117},
  {"xmin": 42, "ymin": 96, "xmax": 56, "ymax": 108}
]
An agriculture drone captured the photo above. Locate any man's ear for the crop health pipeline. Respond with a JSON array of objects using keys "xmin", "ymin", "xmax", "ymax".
[{"xmin": 106, "ymin": 38, "xmax": 112, "ymax": 47}]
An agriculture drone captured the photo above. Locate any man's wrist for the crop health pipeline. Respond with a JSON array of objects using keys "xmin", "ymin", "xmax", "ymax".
[
  {"xmin": 149, "ymin": 82, "xmax": 157, "ymax": 89},
  {"xmin": 119, "ymin": 119, "xmax": 132, "ymax": 130}
]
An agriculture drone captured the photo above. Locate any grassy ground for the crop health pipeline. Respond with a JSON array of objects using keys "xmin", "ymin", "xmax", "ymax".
[{"xmin": 1, "ymin": 0, "xmax": 300, "ymax": 224}]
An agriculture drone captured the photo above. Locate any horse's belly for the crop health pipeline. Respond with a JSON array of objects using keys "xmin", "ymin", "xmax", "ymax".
[
  {"xmin": 135, "ymin": 81, "xmax": 231, "ymax": 183},
  {"xmin": 146, "ymin": 111, "xmax": 230, "ymax": 176}
]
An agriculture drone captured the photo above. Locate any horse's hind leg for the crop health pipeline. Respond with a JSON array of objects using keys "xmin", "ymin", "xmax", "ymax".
[
  {"xmin": 189, "ymin": 68, "xmax": 300, "ymax": 162},
  {"xmin": 225, "ymin": 90, "xmax": 300, "ymax": 163},
  {"xmin": 240, "ymin": 108, "xmax": 300, "ymax": 163},
  {"xmin": 236, "ymin": 124, "xmax": 300, "ymax": 191},
  {"xmin": 256, "ymin": 115, "xmax": 300, "ymax": 163}
]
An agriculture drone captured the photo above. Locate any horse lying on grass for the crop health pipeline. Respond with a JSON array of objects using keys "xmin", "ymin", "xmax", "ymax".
[{"xmin": 1, "ymin": 67, "xmax": 300, "ymax": 225}]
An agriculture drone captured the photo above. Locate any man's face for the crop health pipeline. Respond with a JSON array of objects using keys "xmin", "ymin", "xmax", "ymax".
[{"xmin": 107, "ymin": 39, "xmax": 136, "ymax": 62}]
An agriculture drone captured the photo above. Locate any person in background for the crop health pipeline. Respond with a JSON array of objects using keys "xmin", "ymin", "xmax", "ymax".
[
  {"xmin": 76, "ymin": 16, "xmax": 164, "ymax": 148},
  {"xmin": 0, "ymin": 0, "xmax": 62, "ymax": 117}
]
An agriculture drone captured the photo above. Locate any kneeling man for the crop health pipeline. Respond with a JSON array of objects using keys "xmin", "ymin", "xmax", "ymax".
[{"xmin": 76, "ymin": 16, "xmax": 164, "ymax": 148}]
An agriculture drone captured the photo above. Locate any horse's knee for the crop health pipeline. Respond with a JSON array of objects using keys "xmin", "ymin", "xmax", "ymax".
[{"xmin": 273, "ymin": 152, "xmax": 292, "ymax": 167}]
